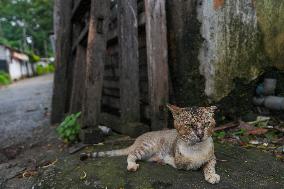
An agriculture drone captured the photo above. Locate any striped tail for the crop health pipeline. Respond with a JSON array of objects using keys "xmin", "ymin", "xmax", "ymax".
[{"xmin": 80, "ymin": 147, "xmax": 131, "ymax": 161}]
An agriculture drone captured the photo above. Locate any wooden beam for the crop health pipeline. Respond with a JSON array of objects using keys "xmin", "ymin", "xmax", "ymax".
[
  {"xmin": 51, "ymin": 0, "xmax": 73, "ymax": 124},
  {"xmin": 118, "ymin": 0, "xmax": 140, "ymax": 122},
  {"xmin": 71, "ymin": 0, "xmax": 91, "ymax": 22},
  {"xmin": 70, "ymin": 45, "xmax": 86, "ymax": 113},
  {"xmin": 82, "ymin": 0, "xmax": 110, "ymax": 128},
  {"xmin": 100, "ymin": 113, "xmax": 149, "ymax": 137},
  {"xmin": 72, "ymin": 24, "xmax": 89, "ymax": 52},
  {"xmin": 144, "ymin": 0, "xmax": 169, "ymax": 130}
]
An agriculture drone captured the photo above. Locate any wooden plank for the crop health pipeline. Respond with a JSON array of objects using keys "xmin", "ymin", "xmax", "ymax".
[
  {"xmin": 71, "ymin": 0, "xmax": 91, "ymax": 22},
  {"xmin": 82, "ymin": 0, "xmax": 110, "ymax": 128},
  {"xmin": 51, "ymin": 0, "xmax": 73, "ymax": 124},
  {"xmin": 103, "ymin": 87, "xmax": 120, "ymax": 97},
  {"xmin": 118, "ymin": 0, "xmax": 140, "ymax": 122},
  {"xmin": 144, "ymin": 0, "xmax": 169, "ymax": 130},
  {"xmin": 72, "ymin": 24, "xmax": 89, "ymax": 52},
  {"xmin": 100, "ymin": 113, "xmax": 150, "ymax": 137},
  {"xmin": 102, "ymin": 96, "xmax": 120, "ymax": 109},
  {"xmin": 103, "ymin": 80, "xmax": 120, "ymax": 89},
  {"xmin": 138, "ymin": 12, "xmax": 145, "ymax": 26},
  {"xmin": 70, "ymin": 45, "xmax": 86, "ymax": 113}
]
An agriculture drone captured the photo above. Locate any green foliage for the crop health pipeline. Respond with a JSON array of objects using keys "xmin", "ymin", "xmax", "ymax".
[
  {"xmin": 36, "ymin": 64, "xmax": 55, "ymax": 75},
  {"xmin": 57, "ymin": 112, "xmax": 81, "ymax": 143},
  {"xmin": 0, "ymin": 71, "xmax": 11, "ymax": 85},
  {"xmin": 36, "ymin": 65, "xmax": 45, "ymax": 75},
  {"xmin": 0, "ymin": 0, "xmax": 54, "ymax": 56},
  {"xmin": 213, "ymin": 131, "xmax": 226, "ymax": 139},
  {"xmin": 47, "ymin": 63, "xmax": 55, "ymax": 73},
  {"xmin": 232, "ymin": 129, "xmax": 246, "ymax": 136},
  {"xmin": 28, "ymin": 52, "xmax": 41, "ymax": 63}
]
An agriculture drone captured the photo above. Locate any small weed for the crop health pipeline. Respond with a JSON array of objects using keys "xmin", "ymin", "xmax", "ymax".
[
  {"xmin": 214, "ymin": 131, "xmax": 226, "ymax": 139},
  {"xmin": 57, "ymin": 112, "xmax": 81, "ymax": 143},
  {"xmin": 0, "ymin": 71, "xmax": 11, "ymax": 85}
]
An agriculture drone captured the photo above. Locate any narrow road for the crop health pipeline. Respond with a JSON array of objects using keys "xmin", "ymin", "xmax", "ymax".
[{"xmin": 0, "ymin": 74, "xmax": 53, "ymax": 148}]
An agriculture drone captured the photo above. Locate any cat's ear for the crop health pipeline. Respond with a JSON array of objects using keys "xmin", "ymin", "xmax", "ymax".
[{"xmin": 167, "ymin": 104, "xmax": 182, "ymax": 115}]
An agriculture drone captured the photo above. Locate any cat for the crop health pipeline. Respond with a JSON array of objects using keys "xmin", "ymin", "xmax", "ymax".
[{"xmin": 80, "ymin": 104, "xmax": 220, "ymax": 184}]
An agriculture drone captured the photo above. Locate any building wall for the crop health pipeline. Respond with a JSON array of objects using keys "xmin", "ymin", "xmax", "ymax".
[
  {"xmin": 198, "ymin": 0, "xmax": 284, "ymax": 101},
  {"xmin": 9, "ymin": 59, "xmax": 22, "ymax": 80}
]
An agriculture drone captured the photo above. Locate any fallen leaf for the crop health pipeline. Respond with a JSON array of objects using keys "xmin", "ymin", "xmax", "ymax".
[
  {"xmin": 41, "ymin": 158, "xmax": 58, "ymax": 168},
  {"xmin": 246, "ymin": 128, "xmax": 268, "ymax": 135},
  {"xmin": 249, "ymin": 140, "xmax": 260, "ymax": 145},
  {"xmin": 80, "ymin": 171, "xmax": 87, "ymax": 180},
  {"xmin": 22, "ymin": 170, "xmax": 38, "ymax": 178}
]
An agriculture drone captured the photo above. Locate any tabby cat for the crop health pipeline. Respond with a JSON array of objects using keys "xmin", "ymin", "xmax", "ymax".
[{"xmin": 80, "ymin": 104, "xmax": 220, "ymax": 184}]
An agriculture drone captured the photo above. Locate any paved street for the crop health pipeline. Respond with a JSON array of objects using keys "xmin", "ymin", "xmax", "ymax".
[{"xmin": 0, "ymin": 74, "xmax": 53, "ymax": 148}]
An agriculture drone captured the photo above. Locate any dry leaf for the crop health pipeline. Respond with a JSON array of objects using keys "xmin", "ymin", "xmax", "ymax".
[{"xmin": 246, "ymin": 128, "xmax": 268, "ymax": 135}]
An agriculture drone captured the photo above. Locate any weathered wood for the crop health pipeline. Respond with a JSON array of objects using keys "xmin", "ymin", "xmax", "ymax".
[
  {"xmin": 70, "ymin": 45, "xmax": 87, "ymax": 113},
  {"xmin": 72, "ymin": 24, "xmax": 89, "ymax": 52},
  {"xmin": 51, "ymin": 0, "xmax": 73, "ymax": 124},
  {"xmin": 118, "ymin": 0, "xmax": 140, "ymax": 122},
  {"xmin": 82, "ymin": 0, "xmax": 110, "ymax": 128},
  {"xmin": 100, "ymin": 113, "xmax": 149, "ymax": 137},
  {"xmin": 102, "ymin": 96, "xmax": 120, "ymax": 109},
  {"xmin": 71, "ymin": 0, "xmax": 91, "ymax": 22},
  {"xmin": 144, "ymin": 0, "xmax": 169, "ymax": 130}
]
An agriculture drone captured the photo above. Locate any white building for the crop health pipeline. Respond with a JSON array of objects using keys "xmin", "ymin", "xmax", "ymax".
[{"xmin": 0, "ymin": 45, "xmax": 34, "ymax": 81}]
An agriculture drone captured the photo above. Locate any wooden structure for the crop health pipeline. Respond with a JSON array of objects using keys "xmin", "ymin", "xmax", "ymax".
[{"xmin": 52, "ymin": 0, "xmax": 169, "ymax": 138}]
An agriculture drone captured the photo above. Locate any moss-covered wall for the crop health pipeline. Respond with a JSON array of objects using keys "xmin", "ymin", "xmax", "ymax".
[
  {"xmin": 197, "ymin": 0, "xmax": 284, "ymax": 101},
  {"xmin": 255, "ymin": 0, "xmax": 284, "ymax": 70},
  {"xmin": 167, "ymin": 0, "xmax": 207, "ymax": 106}
]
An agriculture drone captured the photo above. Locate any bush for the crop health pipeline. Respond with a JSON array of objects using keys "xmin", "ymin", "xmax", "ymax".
[
  {"xmin": 0, "ymin": 71, "xmax": 11, "ymax": 85},
  {"xmin": 29, "ymin": 53, "xmax": 40, "ymax": 63},
  {"xmin": 36, "ymin": 64, "xmax": 55, "ymax": 75},
  {"xmin": 56, "ymin": 112, "xmax": 81, "ymax": 143},
  {"xmin": 36, "ymin": 65, "xmax": 45, "ymax": 75},
  {"xmin": 47, "ymin": 64, "xmax": 55, "ymax": 73}
]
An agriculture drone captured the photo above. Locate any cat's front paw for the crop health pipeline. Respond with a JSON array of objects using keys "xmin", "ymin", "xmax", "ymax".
[
  {"xmin": 205, "ymin": 173, "xmax": 220, "ymax": 184},
  {"xmin": 127, "ymin": 163, "xmax": 140, "ymax": 172}
]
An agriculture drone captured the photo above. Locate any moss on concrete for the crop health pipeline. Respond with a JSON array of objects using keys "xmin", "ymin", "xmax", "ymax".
[
  {"xmin": 199, "ymin": 0, "xmax": 284, "ymax": 102},
  {"xmin": 33, "ymin": 136, "xmax": 284, "ymax": 189},
  {"xmin": 211, "ymin": 1, "xmax": 266, "ymax": 101},
  {"xmin": 255, "ymin": 0, "xmax": 284, "ymax": 70}
]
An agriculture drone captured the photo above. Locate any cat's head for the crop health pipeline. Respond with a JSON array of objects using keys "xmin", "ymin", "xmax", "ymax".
[{"xmin": 167, "ymin": 104, "xmax": 217, "ymax": 145}]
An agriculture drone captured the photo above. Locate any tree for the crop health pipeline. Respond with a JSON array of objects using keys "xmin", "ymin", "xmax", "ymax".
[{"xmin": 0, "ymin": 0, "xmax": 54, "ymax": 56}]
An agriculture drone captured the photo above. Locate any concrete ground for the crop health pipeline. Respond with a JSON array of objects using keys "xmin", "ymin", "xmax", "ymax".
[
  {"xmin": 0, "ymin": 74, "xmax": 53, "ymax": 149},
  {"xmin": 0, "ymin": 74, "xmax": 283, "ymax": 189}
]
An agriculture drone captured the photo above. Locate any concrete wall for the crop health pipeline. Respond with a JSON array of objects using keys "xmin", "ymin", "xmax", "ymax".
[
  {"xmin": 198, "ymin": 0, "xmax": 284, "ymax": 101},
  {"xmin": 9, "ymin": 59, "xmax": 22, "ymax": 80},
  {"xmin": 168, "ymin": 0, "xmax": 284, "ymax": 105}
]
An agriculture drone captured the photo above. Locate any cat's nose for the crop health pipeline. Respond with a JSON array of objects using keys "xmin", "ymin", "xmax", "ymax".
[{"xmin": 197, "ymin": 133, "xmax": 204, "ymax": 140}]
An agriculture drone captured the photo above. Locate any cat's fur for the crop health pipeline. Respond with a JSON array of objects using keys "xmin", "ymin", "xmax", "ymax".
[{"xmin": 80, "ymin": 104, "xmax": 220, "ymax": 184}]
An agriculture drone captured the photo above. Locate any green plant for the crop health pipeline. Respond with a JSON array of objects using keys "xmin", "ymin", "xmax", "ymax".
[
  {"xmin": 56, "ymin": 112, "xmax": 81, "ymax": 143},
  {"xmin": 36, "ymin": 65, "xmax": 45, "ymax": 75},
  {"xmin": 0, "ymin": 71, "xmax": 11, "ymax": 85},
  {"xmin": 36, "ymin": 64, "xmax": 55, "ymax": 75},
  {"xmin": 47, "ymin": 63, "xmax": 55, "ymax": 73},
  {"xmin": 213, "ymin": 131, "xmax": 226, "ymax": 139},
  {"xmin": 28, "ymin": 53, "xmax": 41, "ymax": 63},
  {"xmin": 232, "ymin": 129, "xmax": 246, "ymax": 136}
]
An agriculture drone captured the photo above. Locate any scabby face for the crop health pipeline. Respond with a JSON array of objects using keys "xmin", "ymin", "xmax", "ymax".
[{"xmin": 167, "ymin": 104, "xmax": 217, "ymax": 145}]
